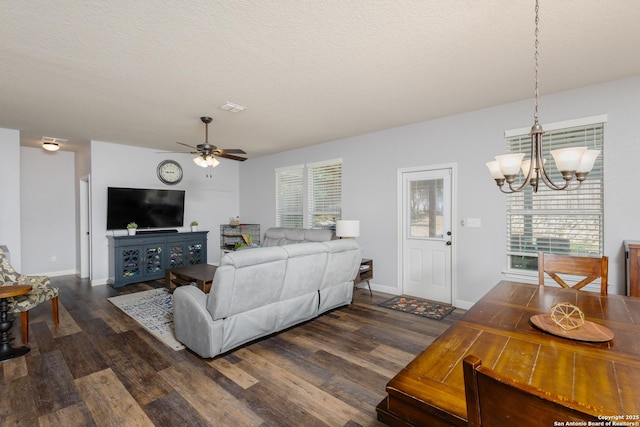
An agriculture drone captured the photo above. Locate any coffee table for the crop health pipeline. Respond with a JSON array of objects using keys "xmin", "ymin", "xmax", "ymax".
[
  {"xmin": 165, "ymin": 264, "xmax": 217, "ymax": 293},
  {"xmin": 0, "ymin": 284, "xmax": 32, "ymax": 361}
]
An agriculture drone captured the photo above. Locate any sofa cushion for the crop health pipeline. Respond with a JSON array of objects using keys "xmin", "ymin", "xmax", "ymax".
[
  {"xmin": 262, "ymin": 227, "xmax": 333, "ymax": 247},
  {"xmin": 279, "ymin": 242, "xmax": 328, "ymax": 299},
  {"xmin": 276, "ymin": 242, "xmax": 328, "ymax": 330},
  {"xmin": 207, "ymin": 246, "xmax": 288, "ymax": 320}
]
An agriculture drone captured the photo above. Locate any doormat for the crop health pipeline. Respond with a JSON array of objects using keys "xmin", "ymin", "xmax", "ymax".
[
  {"xmin": 378, "ymin": 296, "xmax": 455, "ymax": 320},
  {"xmin": 107, "ymin": 288, "xmax": 185, "ymax": 350}
]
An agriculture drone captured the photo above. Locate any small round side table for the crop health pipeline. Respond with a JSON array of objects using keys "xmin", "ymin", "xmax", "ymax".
[{"xmin": 0, "ymin": 285, "xmax": 32, "ymax": 361}]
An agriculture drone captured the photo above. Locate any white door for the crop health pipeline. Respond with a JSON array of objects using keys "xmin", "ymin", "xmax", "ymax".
[
  {"xmin": 400, "ymin": 167, "xmax": 453, "ymax": 303},
  {"xmin": 80, "ymin": 176, "xmax": 91, "ymax": 279}
]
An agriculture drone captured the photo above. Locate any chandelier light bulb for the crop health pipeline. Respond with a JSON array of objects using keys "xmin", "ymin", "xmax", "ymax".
[
  {"xmin": 576, "ymin": 150, "xmax": 599, "ymax": 173},
  {"xmin": 550, "ymin": 147, "xmax": 587, "ymax": 172},
  {"xmin": 495, "ymin": 153, "xmax": 525, "ymax": 176},
  {"xmin": 486, "ymin": 161, "xmax": 505, "ymax": 179}
]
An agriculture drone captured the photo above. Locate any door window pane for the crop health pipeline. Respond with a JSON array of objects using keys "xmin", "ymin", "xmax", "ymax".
[{"xmin": 409, "ymin": 179, "xmax": 444, "ymax": 238}]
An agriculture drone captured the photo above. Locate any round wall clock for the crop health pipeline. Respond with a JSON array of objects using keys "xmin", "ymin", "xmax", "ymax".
[{"xmin": 157, "ymin": 160, "xmax": 183, "ymax": 185}]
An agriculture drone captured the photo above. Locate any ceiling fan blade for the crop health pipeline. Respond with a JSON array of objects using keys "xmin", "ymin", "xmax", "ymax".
[
  {"xmin": 217, "ymin": 152, "xmax": 247, "ymax": 162},
  {"xmin": 219, "ymin": 148, "xmax": 247, "ymax": 155},
  {"xmin": 176, "ymin": 141, "xmax": 199, "ymax": 150}
]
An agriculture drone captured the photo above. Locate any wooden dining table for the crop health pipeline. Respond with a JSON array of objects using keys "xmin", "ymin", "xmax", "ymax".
[{"xmin": 376, "ymin": 280, "xmax": 640, "ymax": 426}]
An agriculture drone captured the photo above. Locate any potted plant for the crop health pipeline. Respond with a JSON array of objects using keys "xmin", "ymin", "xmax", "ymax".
[
  {"xmin": 190, "ymin": 221, "xmax": 198, "ymax": 232},
  {"xmin": 127, "ymin": 222, "xmax": 138, "ymax": 236}
]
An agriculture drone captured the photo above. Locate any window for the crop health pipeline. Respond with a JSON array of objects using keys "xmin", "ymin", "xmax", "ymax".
[
  {"xmin": 307, "ymin": 160, "xmax": 342, "ymax": 228},
  {"xmin": 506, "ymin": 117, "xmax": 605, "ymax": 272},
  {"xmin": 275, "ymin": 165, "xmax": 304, "ymax": 227},
  {"xmin": 275, "ymin": 159, "xmax": 342, "ymax": 229}
]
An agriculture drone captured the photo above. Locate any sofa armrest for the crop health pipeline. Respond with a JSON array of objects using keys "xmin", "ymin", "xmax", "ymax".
[{"xmin": 173, "ymin": 286, "xmax": 222, "ymax": 357}]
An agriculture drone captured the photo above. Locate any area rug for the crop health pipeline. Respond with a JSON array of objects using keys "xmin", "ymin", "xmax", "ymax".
[
  {"xmin": 107, "ymin": 288, "xmax": 185, "ymax": 350},
  {"xmin": 378, "ymin": 296, "xmax": 455, "ymax": 320}
]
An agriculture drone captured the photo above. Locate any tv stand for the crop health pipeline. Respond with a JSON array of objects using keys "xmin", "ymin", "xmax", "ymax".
[
  {"xmin": 107, "ymin": 231, "xmax": 208, "ymax": 288},
  {"xmin": 137, "ymin": 229, "xmax": 178, "ymax": 234}
]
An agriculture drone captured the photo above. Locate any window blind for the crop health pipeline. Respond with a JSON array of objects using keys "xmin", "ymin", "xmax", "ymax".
[
  {"xmin": 275, "ymin": 165, "xmax": 304, "ymax": 228},
  {"xmin": 307, "ymin": 160, "xmax": 342, "ymax": 228},
  {"xmin": 506, "ymin": 121, "xmax": 604, "ymax": 271}
]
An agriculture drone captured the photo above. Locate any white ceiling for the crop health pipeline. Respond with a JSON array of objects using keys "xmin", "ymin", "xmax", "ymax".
[{"xmin": 2, "ymin": 1, "xmax": 640, "ymax": 158}]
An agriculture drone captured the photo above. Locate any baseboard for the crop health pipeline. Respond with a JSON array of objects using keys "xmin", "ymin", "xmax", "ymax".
[
  {"xmin": 34, "ymin": 269, "xmax": 77, "ymax": 278},
  {"xmin": 91, "ymin": 278, "xmax": 109, "ymax": 286},
  {"xmin": 366, "ymin": 282, "xmax": 399, "ymax": 296},
  {"xmin": 453, "ymin": 298, "xmax": 474, "ymax": 310}
]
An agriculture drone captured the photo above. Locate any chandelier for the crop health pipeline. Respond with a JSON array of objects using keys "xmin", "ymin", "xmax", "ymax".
[{"xmin": 486, "ymin": 0, "xmax": 599, "ymax": 193}]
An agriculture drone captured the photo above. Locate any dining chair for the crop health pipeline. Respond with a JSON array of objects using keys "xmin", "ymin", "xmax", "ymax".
[
  {"xmin": 0, "ymin": 248, "xmax": 59, "ymax": 344},
  {"xmin": 538, "ymin": 251, "xmax": 608, "ymax": 295},
  {"xmin": 463, "ymin": 355, "xmax": 597, "ymax": 426}
]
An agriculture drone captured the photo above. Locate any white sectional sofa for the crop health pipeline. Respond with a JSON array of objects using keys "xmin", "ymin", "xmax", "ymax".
[{"xmin": 173, "ymin": 239, "xmax": 361, "ymax": 358}]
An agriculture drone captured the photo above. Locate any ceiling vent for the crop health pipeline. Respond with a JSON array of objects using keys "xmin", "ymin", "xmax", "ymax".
[{"xmin": 220, "ymin": 102, "xmax": 247, "ymax": 113}]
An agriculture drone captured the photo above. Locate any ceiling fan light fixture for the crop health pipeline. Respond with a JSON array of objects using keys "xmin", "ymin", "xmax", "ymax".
[
  {"xmin": 193, "ymin": 154, "xmax": 220, "ymax": 168},
  {"xmin": 193, "ymin": 156, "xmax": 206, "ymax": 167},
  {"xmin": 205, "ymin": 155, "xmax": 220, "ymax": 167}
]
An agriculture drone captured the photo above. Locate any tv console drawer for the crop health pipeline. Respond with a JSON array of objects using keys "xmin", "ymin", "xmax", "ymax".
[
  {"xmin": 117, "ymin": 236, "xmax": 166, "ymax": 245},
  {"xmin": 167, "ymin": 233, "xmax": 207, "ymax": 243}
]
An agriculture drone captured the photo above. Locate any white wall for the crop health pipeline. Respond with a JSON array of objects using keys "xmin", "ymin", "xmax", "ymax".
[
  {"xmin": 20, "ymin": 147, "xmax": 76, "ymax": 275},
  {"xmin": 0, "ymin": 128, "xmax": 22, "ymax": 270},
  {"xmin": 89, "ymin": 140, "xmax": 240, "ymax": 285},
  {"xmin": 240, "ymin": 76, "xmax": 640, "ymax": 307},
  {"xmin": 5, "ymin": 76, "xmax": 640, "ymax": 297}
]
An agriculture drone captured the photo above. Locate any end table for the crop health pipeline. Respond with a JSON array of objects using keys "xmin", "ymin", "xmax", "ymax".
[
  {"xmin": 355, "ymin": 259, "xmax": 373, "ymax": 297},
  {"xmin": 0, "ymin": 285, "xmax": 32, "ymax": 361}
]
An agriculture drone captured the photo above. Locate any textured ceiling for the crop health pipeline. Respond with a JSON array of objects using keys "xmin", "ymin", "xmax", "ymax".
[{"xmin": 1, "ymin": 0, "xmax": 640, "ymax": 158}]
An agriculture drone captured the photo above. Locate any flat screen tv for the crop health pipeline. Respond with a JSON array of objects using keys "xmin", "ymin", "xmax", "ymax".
[{"xmin": 107, "ymin": 187, "xmax": 185, "ymax": 230}]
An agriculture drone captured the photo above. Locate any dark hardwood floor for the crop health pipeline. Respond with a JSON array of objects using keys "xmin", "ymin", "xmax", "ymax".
[{"xmin": 0, "ymin": 276, "xmax": 464, "ymax": 426}]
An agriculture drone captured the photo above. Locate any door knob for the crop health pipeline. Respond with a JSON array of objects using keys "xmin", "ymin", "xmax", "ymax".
[{"xmin": 446, "ymin": 241, "xmax": 452, "ymax": 246}]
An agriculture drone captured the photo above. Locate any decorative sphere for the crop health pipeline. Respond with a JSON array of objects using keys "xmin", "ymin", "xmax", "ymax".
[{"xmin": 550, "ymin": 302, "xmax": 585, "ymax": 331}]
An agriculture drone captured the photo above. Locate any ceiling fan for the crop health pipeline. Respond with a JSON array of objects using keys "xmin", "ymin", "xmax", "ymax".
[{"xmin": 175, "ymin": 116, "xmax": 247, "ymax": 167}]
